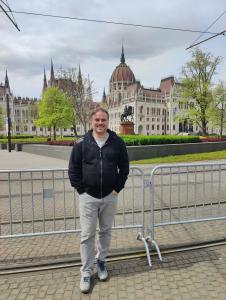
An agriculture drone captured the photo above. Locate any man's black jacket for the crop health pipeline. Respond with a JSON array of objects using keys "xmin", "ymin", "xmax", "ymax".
[{"xmin": 68, "ymin": 129, "xmax": 129, "ymax": 199}]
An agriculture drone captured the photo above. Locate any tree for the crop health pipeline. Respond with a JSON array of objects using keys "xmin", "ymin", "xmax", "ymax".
[
  {"xmin": 36, "ymin": 87, "xmax": 73, "ymax": 140},
  {"xmin": 209, "ymin": 81, "xmax": 226, "ymax": 137},
  {"xmin": 180, "ymin": 48, "xmax": 221, "ymax": 135},
  {"xmin": 56, "ymin": 67, "xmax": 95, "ymax": 135}
]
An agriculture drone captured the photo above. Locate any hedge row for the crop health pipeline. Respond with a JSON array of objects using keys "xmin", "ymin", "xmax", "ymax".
[
  {"xmin": 121, "ymin": 135, "xmax": 200, "ymax": 146},
  {"xmin": 0, "ymin": 134, "xmax": 34, "ymax": 139},
  {"xmin": 1, "ymin": 135, "xmax": 226, "ymax": 146},
  {"xmin": 46, "ymin": 135, "xmax": 200, "ymax": 146},
  {"xmin": 200, "ymin": 136, "xmax": 226, "ymax": 142},
  {"xmin": 0, "ymin": 137, "xmax": 46, "ymax": 144}
]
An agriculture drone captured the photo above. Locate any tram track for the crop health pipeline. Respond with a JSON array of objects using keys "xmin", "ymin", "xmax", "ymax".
[{"xmin": 0, "ymin": 238, "xmax": 225, "ymax": 276}]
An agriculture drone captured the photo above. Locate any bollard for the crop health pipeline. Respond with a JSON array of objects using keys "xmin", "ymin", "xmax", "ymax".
[
  {"xmin": 16, "ymin": 143, "xmax": 23, "ymax": 151},
  {"xmin": 0, "ymin": 143, "xmax": 7, "ymax": 150}
]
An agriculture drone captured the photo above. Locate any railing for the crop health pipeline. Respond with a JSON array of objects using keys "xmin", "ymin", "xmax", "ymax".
[
  {"xmin": 137, "ymin": 162, "xmax": 226, "ymax": 267},
  {"xmin": 0, "ymin": 167, "xmax": 144, "ymax": 238}
]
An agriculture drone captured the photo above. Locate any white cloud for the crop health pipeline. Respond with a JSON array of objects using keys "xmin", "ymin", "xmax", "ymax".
[{"xmin": 0, "ymin": 0, "xmax": 226, "ymax": 100}]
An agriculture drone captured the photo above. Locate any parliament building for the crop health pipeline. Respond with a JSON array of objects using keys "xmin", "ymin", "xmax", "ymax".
[
  {"xmin": 0, "ymin": 48, "xmax": 222, "ymax": 136},
  {"xmin": 104, "ymin": 47, "xmax": 198, "ymax": 135}
]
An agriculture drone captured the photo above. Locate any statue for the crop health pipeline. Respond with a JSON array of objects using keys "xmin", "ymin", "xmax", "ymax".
[{"xmin": 120, "ymin": 105, "xmax": 134, "ymax": 122}]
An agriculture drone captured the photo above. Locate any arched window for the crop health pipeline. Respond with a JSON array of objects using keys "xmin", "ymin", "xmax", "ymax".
[
  {"xmin": 138, "ymin": 125, "xmax": 143, "ymax": 134},
  {"xmin": 139, "ymin": 106, "xmax": 143, "ymax": 114},
  {"xmin": 118, "ymin": 92, "xmax": 121, "ymax": 103}
]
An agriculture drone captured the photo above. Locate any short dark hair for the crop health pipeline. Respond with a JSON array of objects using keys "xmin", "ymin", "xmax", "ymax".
[{"xmin": 91, "ymin": 107, "xmax": 109, "ymax": 119}]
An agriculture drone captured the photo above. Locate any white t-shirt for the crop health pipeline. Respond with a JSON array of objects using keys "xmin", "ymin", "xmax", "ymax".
[{"xmin": 94, "ymin": 133, "xmax": 109, "ymax": 148}]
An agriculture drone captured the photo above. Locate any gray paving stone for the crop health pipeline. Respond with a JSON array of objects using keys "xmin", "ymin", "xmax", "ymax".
[{"xmin": 1, "ymin": 151, "xmax": 226, "ymax": 299}]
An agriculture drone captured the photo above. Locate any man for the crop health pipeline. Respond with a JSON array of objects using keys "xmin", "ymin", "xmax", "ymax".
[{"xmin": 68, "ymin": 107, "xmax": 129, "ymax": 293}]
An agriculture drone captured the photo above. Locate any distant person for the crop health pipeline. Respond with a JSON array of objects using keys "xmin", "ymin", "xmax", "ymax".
[{"xmin": 68, "ymin": 107, "xmax": 129, "ymax": 293}]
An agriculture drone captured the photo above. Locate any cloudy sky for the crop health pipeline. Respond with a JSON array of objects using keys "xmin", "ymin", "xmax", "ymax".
[{"xmin": 0, "ymin": 0, "xmax": 226, "ymax": 101}]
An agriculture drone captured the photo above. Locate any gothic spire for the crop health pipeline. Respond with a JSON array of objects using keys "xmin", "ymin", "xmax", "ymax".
[
  {"xmin": 78, "ymin": 64, "xmax": 82, "ymax": 78},
  {"xmin": 87, "ymin": 74, "xmax": 93, "ymax": 101},
  {"xmin": 43, "ymin": 68, "xmax": 47, "ymax": 92},
  {"xmin": 120, "ymin": 43, "xmax": 125, "ymax": 64},
  {"xmin": 102, "ymin": 88, "xmax": 107, "ymax": 103},
  {"xmin": 5, "ymin": 70, "xmax": 10, "ymax": 93},
  {"xmin": 50, "ymin": 58, "xmax": 55, "ymax": 83},
  {"xmin": 78, "ymin": 64, "xmax": 83, "ymax": 86}
]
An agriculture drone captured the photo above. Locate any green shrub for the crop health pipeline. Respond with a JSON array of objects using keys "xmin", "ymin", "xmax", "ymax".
[
  {"xmin": 13, "ymin": 135, "xmax": 34, "ymax": 139},
  {"xmin": 0, "ymin": 134, "xmax": 205, "ymax": 146},
  {"xmin": 121, "ymin": 135, "xmax": 200, "ymax": 146}
]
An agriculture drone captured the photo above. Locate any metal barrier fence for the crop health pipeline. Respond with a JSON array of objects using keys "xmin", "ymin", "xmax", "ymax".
[
  {"xmin": 137, "ymin": 161, "xmax": 226, "ymax": 267},
  {"xmin": 0, "ymin": 167, "xmax": 144, "ymax": 239},
  {"xmin": 1, "ymin": 162, "xmax": 226, "ymax": 268}
]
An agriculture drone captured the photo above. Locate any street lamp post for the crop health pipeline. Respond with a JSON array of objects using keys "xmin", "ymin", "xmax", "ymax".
[{"xmin": 6, "ymin": 90, "xmax": 12, "ymax": 152}]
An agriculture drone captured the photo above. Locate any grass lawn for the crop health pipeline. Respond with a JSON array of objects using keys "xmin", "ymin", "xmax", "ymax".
[{"xmin": 131, "ymin": 150, "xmax": 226, "ymax": 164}]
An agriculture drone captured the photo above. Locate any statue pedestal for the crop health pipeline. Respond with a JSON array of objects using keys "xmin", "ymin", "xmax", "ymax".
[{"xmin": 119, "ymin": 122, "xmax": 135, "ymax": 135}]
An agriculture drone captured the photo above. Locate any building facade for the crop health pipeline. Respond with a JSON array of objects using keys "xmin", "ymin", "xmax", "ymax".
[
  {"xmin": 1, "ymin": 52, "xmax": 224, "ymax": 137},
  {"xmin": 104, "ymin": 47, "xmax": 218, "ymax": 136},
  {"xmin": 0, "ymin": 61, "xmax": 98, "ymax": 137},
  {"xmin": 0, "ymin": 71, "xmax": 39, "ymax": 136}
]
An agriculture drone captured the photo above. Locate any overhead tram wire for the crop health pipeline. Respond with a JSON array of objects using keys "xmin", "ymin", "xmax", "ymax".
[
  {"xmin": 189, "ymin": 11, "xmax": 226, "ymax": 47},
  {"xmin": 186, "ymin": 10, "xmax": 226, "ymax": 50},
  {"xmin": 186, "ymin": 29, "xmax": 226, "ymax": 50},
  {"xmin": 0, "ymin": 0, "xmax": 20, "ymax": 31},
  {"xmin": 1, "ymin": 9, "xmax": 220, "ymax": 35}
]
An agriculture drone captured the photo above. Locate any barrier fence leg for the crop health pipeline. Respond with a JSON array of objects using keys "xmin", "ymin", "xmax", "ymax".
[
  {"xmin": 137, "ymin": 232, "xmax": 152, "ymax": 268},
  {"xmin": 146, "ymin": 236, "xmax": 163, "ymax": 262},
  {"xmin": 138, "ymin": 232, "xmax": 163, "ymax": 266}
]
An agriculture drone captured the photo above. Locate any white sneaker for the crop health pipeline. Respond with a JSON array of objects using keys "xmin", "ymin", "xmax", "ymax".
[
  {"xmin": 80, "ymin": 276, "xmax": 91, "ymax": 293},
  {"xmin": 97, "ymin": 260, "xmax": 108, "ymax": 281}
]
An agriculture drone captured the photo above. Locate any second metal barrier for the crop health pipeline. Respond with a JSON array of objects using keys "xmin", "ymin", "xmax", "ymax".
[{"xmin": 138, "ymin": 161, "xmax": 226, "ymax": 267}]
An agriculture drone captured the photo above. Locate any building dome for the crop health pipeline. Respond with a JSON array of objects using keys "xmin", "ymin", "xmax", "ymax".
[
  {"xmin": 110, "ymin": 63, "xmax": 135, "ymax": 83},
  {"xmin": 110, "ymin": 47, "xmax": 135, "ymax": 83}
]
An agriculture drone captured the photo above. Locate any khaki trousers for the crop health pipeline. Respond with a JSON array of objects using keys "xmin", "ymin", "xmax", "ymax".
[{"xmin": 79, "ymin": 192, "xmax": 118, "ymax": 277}]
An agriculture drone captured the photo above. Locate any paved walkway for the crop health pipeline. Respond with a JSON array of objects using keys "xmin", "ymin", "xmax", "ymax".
[
  {"xmin": 0, "ymin": 244, "xmax": 225, "ymax": 299},
  {"xmin": 0, "ymin": 149, "xmax": 226, "ymax": 299},
  {"xmin": 0, "ymin": 150, "xmax": 68, "ymax": 170}
]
